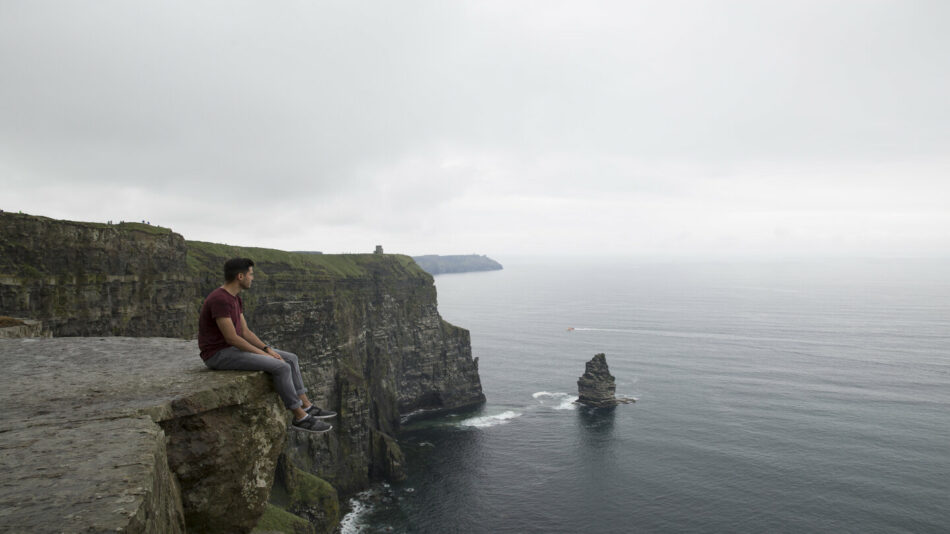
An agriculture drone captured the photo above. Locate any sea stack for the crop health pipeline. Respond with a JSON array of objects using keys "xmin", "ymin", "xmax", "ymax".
[{"xmin": 576, "ymin": 353, "xmax": 634, "ymax": 408}]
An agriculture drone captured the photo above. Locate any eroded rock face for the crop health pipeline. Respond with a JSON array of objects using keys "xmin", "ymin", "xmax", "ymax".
[
  {"xmin": 576, "ymin": 353, "xmax": 633, "ymax": 408},
  {"xmin": 0, "ymin": 317, "xmax": 49, "ymax": 338},
  {"xmin": 242, "ymin": 262, "xmax": 484, "ymax": 493},
  {"xmin": 159, "ymin": 385, "xmax": 287, "ymax": 533},
  {"xmin": 270, "ymin": 454, "xmax": 340, "ymax": 534},
  {"xmin": 0, "ymin": 213, "xmax": 196, "ymax": 337},
  {"xmin": 0, "ymin": 337, "xmax": 287, "ymax": 533},
  {"xmin": 0, "ymin": 211, "xmax": 486, "ymax": 512}
]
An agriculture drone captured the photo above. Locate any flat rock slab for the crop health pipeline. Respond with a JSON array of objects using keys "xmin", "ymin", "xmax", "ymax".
[{"xmin": 0, "ymin": 337, "xmax": 270, "ymax": 533}]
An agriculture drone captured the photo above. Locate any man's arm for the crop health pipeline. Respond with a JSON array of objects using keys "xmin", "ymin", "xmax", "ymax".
[
  {"xmin": 239, "ymin": 314, "xmax": 283, "ymax": 360},
  {"xmin": 215, "ymin": 316, "xmax": 280, "ymax": 359}
]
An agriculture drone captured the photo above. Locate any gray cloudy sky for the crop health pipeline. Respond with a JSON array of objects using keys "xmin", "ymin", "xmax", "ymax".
[{"xmin": 2, "ymin": 1, "xmax": 948, "ymax": 258}]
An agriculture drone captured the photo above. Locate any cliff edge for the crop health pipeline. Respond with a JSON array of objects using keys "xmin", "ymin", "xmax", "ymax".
[
  {"xmin": 0, "ymin": 337, "xmax": 288, "ymax": 533},
  {"xmin": 0, "ymin": 211, "xmax": 486, "ymax": 529}
]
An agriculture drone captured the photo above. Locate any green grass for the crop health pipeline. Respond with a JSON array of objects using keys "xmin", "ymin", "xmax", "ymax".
[
  {"xmin": 290, "ymin": 470, "xmax": 339, "ymax": 518},
  {"xmin": 186, "ymin": 240, "xmax": 427, "ymax": 279},
  {"xmin": 265, "ymin": 466, "xmax": 339, "ymax": 534},
  {"xmin": 113, "ymin": 221, "xmax": 173, "ymax": 235},
  {"xmin": 252, "ymin": 504, "xmax": 315, "ymax": 534},
  {"xmin": 1, "ymin": 211, "xmax": 173, "ymax": 235},
  {"xmin": 3, "ymin": 210, "xmax": 429, "ymax": 283}
]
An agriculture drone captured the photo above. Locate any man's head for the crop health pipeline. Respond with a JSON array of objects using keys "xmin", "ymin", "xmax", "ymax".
[{"xmin": 224, "ymin": 258, "xmax": 255, "ymax": 288}]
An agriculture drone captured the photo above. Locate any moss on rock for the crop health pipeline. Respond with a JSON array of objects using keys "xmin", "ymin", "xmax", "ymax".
[
  {"xmin": 0, "ymin": 316, "xmax": 25, "ymax": 327},
  {"xmin": 1, "ymin": 210, "xmax": 487, "ymax": 529},
  {"xmin": 252, "ymin": 504, "xmax": 316, "ymax": 534},
  {"xmin": 268, "ymin": 454, "xmax": 340, "ymax": 534}
]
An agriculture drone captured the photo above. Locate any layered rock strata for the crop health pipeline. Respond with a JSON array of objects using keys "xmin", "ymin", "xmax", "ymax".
[
  {"xmin": 0, "ymin": 317, "xmax": 49, "ymax": 338},
  {"xmin": 0, "ymin": 214, "xmax": 194, "ymax": 337},
  {"xmin": 0, "ymin": 337, "xmax": 287, "ymax": 533},
  {"xmin": 0, "ymin": 211, "xmax": 486, "ymax": 527},
  {"xmin": 576, "ymin": 353, "xmax": 635, "ymax": 408}
]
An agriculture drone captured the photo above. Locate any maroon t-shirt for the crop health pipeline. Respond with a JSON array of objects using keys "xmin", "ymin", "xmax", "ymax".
[{"xmin": 198, "ymin": 287, "xmax": 244, "ymax": 360}]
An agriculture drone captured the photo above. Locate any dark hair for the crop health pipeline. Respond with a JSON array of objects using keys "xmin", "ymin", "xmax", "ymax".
[{"xmin": 224, "ymin": 258, "xmax": 255, "ymax": 282}]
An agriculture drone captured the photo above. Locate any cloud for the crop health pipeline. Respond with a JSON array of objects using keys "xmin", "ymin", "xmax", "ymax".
[{"xmin": 1, "ymin": 1, "xmax": 948, "ymax": 257}]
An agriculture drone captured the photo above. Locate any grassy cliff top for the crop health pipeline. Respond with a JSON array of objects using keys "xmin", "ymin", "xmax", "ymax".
[
  {"xmin": 1, "ymin": 211, "xmax": 175, "ymax": 235},
  {"xmin": 186, "ymin": 240, "xmax": 425, "ymax": 279},
  {"xmin": 1, "ymin": 210, "xmax": 428, "ymax": 281}
]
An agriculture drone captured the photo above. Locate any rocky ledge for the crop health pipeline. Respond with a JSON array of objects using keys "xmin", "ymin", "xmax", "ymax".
[
  {"xmin": 576, "ymin": 353, "xmax": 635, "ymax": 408},
  {"xmin": 0, "ymin": 337, "xmax": 292, "ymax": 533},
  {"xmin": 0, "ymin": 317, "xmax": 49, "ymax": 339}
]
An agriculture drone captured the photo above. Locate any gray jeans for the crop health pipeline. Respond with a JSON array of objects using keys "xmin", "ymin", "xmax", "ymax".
[{"xmin": 204, "ymin": 347, "xmax": 307, "ymax": 410}]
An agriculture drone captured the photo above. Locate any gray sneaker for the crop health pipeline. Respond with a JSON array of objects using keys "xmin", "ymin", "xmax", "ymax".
[
  {"xmin": 306, "ymin": 405, "xmax": 338, "ymax": 419},
  {"xmin": 292, "ymin": 415, "xmax": 332, "ymax": 434}
]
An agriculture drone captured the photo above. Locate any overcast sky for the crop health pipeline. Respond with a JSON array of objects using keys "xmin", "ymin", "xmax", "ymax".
[{"xmin": 2, "ymin": 1, "xmax": 948, "ymax": 258}]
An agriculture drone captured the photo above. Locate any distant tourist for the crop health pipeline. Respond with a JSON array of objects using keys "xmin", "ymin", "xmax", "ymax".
[{"xmin": 197, "ymin": 258, "xmax": 336, "ymax": 434}]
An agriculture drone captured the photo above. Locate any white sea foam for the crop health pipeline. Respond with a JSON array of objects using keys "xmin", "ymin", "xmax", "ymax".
[
  {"xmin": 556, "ymin": 396, "xmax": 579, "ymax": 410},
  {"xmin": 532, "ymin": 391, "xmax": 579, "ymax": 410},
  {"xmin": 459, "ymin": 410, "xmax": 521, "ymax": 428},
  {"xmin": 339, "ymin": 495, "xmax": 371, "ymax": 534}
]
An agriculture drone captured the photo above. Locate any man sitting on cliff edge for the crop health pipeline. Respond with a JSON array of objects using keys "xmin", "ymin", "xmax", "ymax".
[{"xmin": 198, "ymin": 257, "xmax": 336, "ymax": 434}]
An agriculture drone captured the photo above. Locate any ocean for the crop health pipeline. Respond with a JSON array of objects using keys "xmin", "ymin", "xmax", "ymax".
[{"xmin": 343, "ymin": 258, "xmax": 950, "ymax": 533}]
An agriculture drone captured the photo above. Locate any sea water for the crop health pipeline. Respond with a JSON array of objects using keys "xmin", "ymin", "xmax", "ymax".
[{"xmin": 344, "ymin": 258, "xmax": 950, "ymax": 533}]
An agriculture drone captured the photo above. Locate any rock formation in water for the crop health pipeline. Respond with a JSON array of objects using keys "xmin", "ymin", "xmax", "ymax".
[
  {"xmin": 576, "ymin": 353, "xmax": 635, "ymax": 408},
  {"xmin": 411, "ymin": 254, "xmax": 503, "ymax": 275},
  {"xmin": 0, "ymin": 211, "xmax": 486, "ymax": 532}
]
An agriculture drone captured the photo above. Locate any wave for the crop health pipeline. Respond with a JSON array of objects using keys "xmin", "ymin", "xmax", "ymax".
[
  {"xmin": 532, "ymin": 391, "xmax": 579, "ymax": 410},
  {"xmin": 459, "ymin": 410, "xmax": 522, "ymax": 428},
  {"xmin": 340, "ymin": 483, "xmax": 403, "ymax": 533},
  {"xmin": 339, "ymin": 492, "xmax": 373, "ymax": 534}
]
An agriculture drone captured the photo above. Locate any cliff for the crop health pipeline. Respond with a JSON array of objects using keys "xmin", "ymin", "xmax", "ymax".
[
  {"xmin": 0, "ymin": 215, "xmax": 196, "ymax": 337},
  {"xmin": 0, "ymin": 337, "xmax": 288, "ymax": 533},
  {"xmin": 411, "ymin": 254, "xmax": 503, "ymax": 275},
  {"xmin": 0, "ymin": 211, "xmax": 486, "ymax": 529}
]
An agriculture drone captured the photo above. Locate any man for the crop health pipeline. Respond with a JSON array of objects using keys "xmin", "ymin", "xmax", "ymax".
[{"xmin": 198, "ymin": 257, "xmax": 336, "ymax": 434}]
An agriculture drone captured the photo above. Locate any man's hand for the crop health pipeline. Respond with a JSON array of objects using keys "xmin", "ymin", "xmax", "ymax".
[{"xmin": 265, "ymin": 347, "xmax": 284, "ymax": 361}]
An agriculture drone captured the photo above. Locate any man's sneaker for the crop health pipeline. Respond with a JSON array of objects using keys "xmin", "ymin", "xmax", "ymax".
[
  {"xmin": 292, "ymin": 415, "xmax": 332, "ymax": 434},
  {"xmin": 306, "ymin": 405, "xmax": 337, "ymax": 419}
]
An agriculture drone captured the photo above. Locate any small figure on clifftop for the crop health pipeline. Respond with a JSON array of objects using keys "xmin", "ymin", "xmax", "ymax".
[{"xmin": 198, "ymin": 258, "xmax": 337, "ymax": 434}]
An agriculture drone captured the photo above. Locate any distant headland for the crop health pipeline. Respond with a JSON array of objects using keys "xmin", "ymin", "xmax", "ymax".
[{"xmin": 412, "ymin": 254, "xmax": 503, "ymax": 275}]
